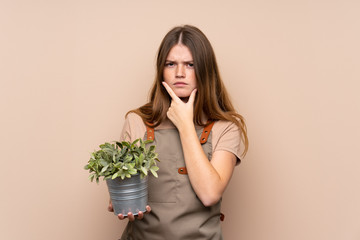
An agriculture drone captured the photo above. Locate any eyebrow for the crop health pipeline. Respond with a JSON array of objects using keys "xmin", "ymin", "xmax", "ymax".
[{"xmin": 165, "ymin": 59, "xmax": 194, "ymax": 63}]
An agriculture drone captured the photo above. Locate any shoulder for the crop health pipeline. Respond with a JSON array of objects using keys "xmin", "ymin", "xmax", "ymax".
[
  {"xmin": 120, "ymin": 112, "xmax": 147, "ymax": 142},
  {"xmin": 213, "ymin": 120, "xmax": 240, "ymax": 136},
  {"xmin": 214, "ymin": 120, "xmax": 239, "ymax": 130},
  {"xmin": 125, "ymin": 112, "xmax": 144, "ymax": 124}
]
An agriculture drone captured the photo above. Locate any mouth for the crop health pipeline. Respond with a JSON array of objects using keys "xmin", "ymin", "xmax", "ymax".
[{"xmin": 174, "ymin": 82, "xmax": 187, "ymax": 86}]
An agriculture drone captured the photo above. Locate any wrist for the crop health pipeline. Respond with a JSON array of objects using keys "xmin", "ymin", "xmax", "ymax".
[{"xmin": 178, "ymin": 121, "xmax": 196, "ymax": 136}]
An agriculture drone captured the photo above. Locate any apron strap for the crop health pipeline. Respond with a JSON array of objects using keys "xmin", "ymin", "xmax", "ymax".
[
  {"xmin": 146, "ymin": 121, "xmax": 215, "ymax": 143},
  {"xmin": 200, "ymin": 121, "xmax": 215, "ymax": 144},
  {"xmin": 146, "ymin": 125, "xmax": 154, "ymax": 141},
  {"xmin": 178, "ymin": 121, "xmax": 215, "ymax": 175}
]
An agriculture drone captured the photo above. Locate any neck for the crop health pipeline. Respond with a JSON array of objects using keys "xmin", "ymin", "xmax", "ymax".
[{"xmin": 179, "ymin": 97, "xmax": 189, "ymax": 102}]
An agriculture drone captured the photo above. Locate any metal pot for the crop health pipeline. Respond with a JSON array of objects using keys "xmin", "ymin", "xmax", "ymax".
[{"xmin": 106, "ymin": 174, "xmax": 148, "ymax": 216}]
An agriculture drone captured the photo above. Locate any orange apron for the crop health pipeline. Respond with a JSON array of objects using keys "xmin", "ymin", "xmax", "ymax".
[{"xmin": 121, "ymin": 122, "xmax": 223, "ymax": 240}]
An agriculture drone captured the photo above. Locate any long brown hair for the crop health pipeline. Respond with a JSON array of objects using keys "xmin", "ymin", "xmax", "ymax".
[{"xmin": 128, "ymin": 25, "xmax": 248, "ymax": 156}]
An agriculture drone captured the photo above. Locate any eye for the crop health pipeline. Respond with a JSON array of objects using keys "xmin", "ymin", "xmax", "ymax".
[
  {"xmin": 187, "ymin": 63, "xmax": 194, "ymax": 68},
  {"xmin": 165, "ymin": 62, "xmax": 175, "ymax": 67}
]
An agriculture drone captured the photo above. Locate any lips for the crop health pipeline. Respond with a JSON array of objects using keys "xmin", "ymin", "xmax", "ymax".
[{"xmin": 174, "ymin": 82, "xmax": 187, "ymax": 86}]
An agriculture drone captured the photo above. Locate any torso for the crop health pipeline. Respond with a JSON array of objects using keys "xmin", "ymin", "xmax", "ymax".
[{"xmin": 121, "ymin": 124, "xmax": 223, "ymax": 240}]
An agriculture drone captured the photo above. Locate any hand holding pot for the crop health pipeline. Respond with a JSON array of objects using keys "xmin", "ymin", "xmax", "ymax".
[{"xmin": 108, "ymin": 200, "xmax": 151, "ymax": 221}]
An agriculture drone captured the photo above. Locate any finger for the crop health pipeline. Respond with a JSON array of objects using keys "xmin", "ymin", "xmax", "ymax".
[
  {"xmin": 137, "ymin": 211, "xmax": 144, "ymax": 220},
  {"xmin": 145, "ymin": 205, "xmax": 151, "ymax": 214},
  {"xmin": 188, "ymin": 88, "xmax": 197, "ymax": 105},
  {"xmin": 127, "ymin": 212, "xmax": 135, "ymax": 222},
  {"xmin": 162, "ymin": 82, "xmax": 180, "ymax": 101},
  {"xmin": 108, "ymin": 205, "xmax": 113, "ymax": 212},
  {"xmin": 117, "ymin": 214, "xmax": 125, "ymax": 220},
  {"xmin": 108, "ymin": 200, "xmax": 114, "ymax": 212}
]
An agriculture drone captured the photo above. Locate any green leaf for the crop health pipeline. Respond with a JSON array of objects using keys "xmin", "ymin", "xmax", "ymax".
[
  {"xmin": 144, "ymin": 160, "xmax": 150, "ymax": 169},
  {"xmin": 144, "ymin": 139, "xmax": 153, "ymax": 144},
  {"xmin": 141, "ymin": 166, "xmax": 148, "ymax": 176},
  {"xmin": 149, "ymin": 145, "xmax": 156, "ymax": 152},
  {"xmin": 122, "ymin": 141, "xmax": 130, "ymax": 148},
  {"xmin": 88, "ymin": 173, "xmax": 95, "ymax": 181},
  {"xmin": 114, "ymin": 162, "xmax": 122, "ymax": 168},
  {"xmin": 120, "ymin": 172, "xmax": 126, "ymax": 180},
  {"xmin": 140, "ymin": 140, "xmax": 145, "ymax": 149},
  {"xmin": 99, "ymin": 159, "xmax": 108, "ymax": 166},
  {"xmin": 115, "ymin": 141, "xmax": 123, "ymax": 148},
  {"xmin": 131, "ymin": 139, "xmax": 139, "ymax": 147},
  {"xmin": 150, "ymin": 166, "xmax": 159, "ymax": 171},
  {"xmin": 100, "ymin": 165, "xmax": 109, "ymax": 173},
  {"xmin": 150, "ymin": 168, "xmax": 158, "ymax": 178},
  {"xmin": 112, "ymin": 172, "xmax": 119, "ymax": 179},
  {"xmin": 120, "ymin": 147, "xmax": 127, "ymax": 155},
  {"xmin": 139, "ymin": 153, "xmax": 144, "ymax": 165},
  {"xmin": 124, "ymin": 155, "xmax": 132, "ymax": 162}
]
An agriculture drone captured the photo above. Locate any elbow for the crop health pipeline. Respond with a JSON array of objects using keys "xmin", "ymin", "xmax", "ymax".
[{"xmin": 199, "ymin": 193, "xmax": 222, "ymax": 207}]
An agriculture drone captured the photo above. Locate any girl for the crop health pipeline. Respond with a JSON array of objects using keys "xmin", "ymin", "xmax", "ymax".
[{"xmin": 109, "ymin": 25, "xmax": 248, "ymax": 240}]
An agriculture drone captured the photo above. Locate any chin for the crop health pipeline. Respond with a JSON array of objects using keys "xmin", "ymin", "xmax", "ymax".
[
  {"xmin": 174, "ymin": 90, "xmax": 191, "ymax": 99},
  {"xmin": 177, "ymin": 93, "xmax": 190, "ymax": 97},
  {"xmin": 177, "ymin": 95, "xmax": 191, "ymax": 100}
]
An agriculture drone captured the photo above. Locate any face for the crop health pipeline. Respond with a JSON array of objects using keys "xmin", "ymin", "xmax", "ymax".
[{"xmin": 163, "ymin": 44, "xmax": 197, "ymax": 100}]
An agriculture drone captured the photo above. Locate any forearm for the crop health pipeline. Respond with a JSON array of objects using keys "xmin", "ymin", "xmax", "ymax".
[
  {"xmin": 178, "ymin": 123, "xmax": 224, "ymax": 206},
  {"xmin": 161, "ymin": 82, "xmax": 235, "ymax": 206}
]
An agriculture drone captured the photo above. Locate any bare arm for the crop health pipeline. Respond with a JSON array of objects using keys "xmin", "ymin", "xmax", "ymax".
[{"xmin": 162, "ymin": 82, "xmax": 236, "ymax": 206}]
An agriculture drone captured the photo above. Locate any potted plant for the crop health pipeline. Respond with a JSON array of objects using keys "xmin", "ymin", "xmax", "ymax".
[{"xmin": 84, "ymin": 138, "xmax": 159, "ymax": 216}]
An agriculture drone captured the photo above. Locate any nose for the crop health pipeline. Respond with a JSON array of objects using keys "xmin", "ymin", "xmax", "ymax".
[{"xmin": 176, "ymin": 64, "xmax": 185, "ymax": 78}]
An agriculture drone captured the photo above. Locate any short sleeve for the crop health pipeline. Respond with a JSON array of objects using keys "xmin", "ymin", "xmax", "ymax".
[
  {"xmin": 212, "ymin": 120, "xmax": 242, "ymax": 165},
  {"xmin": 119, "ymin": 113, "xmax": 147, "ymax": 142}
]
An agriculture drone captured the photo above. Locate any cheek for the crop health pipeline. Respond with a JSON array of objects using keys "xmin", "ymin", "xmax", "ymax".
[
  {"xmin": 163, "ymin": 69, "xmax": 171, "ymax": 82},
  {"xmin": 189, "ymin": 71, "xmax": 197, "ymax": 86}
]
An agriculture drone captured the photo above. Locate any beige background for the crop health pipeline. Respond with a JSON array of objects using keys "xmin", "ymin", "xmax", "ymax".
[{"xmin": 1, "ymin": 0, "xmax": 359, "ymax": 239}]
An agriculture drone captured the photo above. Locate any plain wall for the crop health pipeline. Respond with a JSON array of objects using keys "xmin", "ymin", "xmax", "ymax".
[{"xmin": 1, "ymin": 0, "xmax": 359, "ymax": 239}]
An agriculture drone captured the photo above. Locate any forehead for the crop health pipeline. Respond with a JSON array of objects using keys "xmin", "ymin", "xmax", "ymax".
[{"xmin": 166, "ymin": 44, "xmax": 193, "ymax": 60}]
